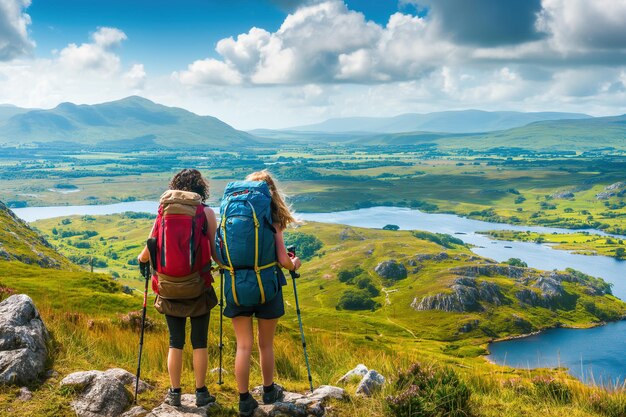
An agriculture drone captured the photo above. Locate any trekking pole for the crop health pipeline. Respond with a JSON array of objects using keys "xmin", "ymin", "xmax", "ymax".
[
  {"xmin": 287, "ymin": 246, "xmax": 314, "ymax": 393},
  {"xmin": 217, "ymin": 268, "xmax": 224, "ymax": 385},
  {"xmin": 134, "ymin": 237, "xmax": 157, "ymax": 404}
]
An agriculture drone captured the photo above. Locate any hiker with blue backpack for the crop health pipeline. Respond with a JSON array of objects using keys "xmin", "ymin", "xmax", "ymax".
[
  {"xmin": 137, "ymin": 169, "xmax": 219, "ymax": 407},
  {"xmin": 216, "ymin": 170, "xmax": 301, "ymax": 417}
]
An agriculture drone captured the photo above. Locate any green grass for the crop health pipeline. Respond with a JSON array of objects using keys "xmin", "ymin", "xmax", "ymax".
[{"xmin": 482, "ymin": 230, "xmax": 626, "ymax": 258}]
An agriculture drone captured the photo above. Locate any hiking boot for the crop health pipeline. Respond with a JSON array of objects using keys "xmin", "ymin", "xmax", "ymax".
[
  {"xmin": 164, "ymin": 388, "xmax": 182, "ymax": 407},
  {"xmin": 195, "ymin": 388, "xmax": 216, "ymax": 406},
  {"xmin": 238, "ymin": 395, "xmax": 258, "ymax": 417},
  {"xmin": 262, "ymin": 383, "xmax": 284, "ymax": 404}
]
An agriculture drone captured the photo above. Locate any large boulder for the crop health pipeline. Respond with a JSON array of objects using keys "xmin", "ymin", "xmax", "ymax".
[
  {"xmin": 0, "ymin": 294, "xmax": 49, "ymax": 385},
  {"xmin": 60, "ymin": 368, "xmax": 152, "ymax": 417},
  {"xmin": 146, "ymin": 394, "xmax": 220, "ymax": 417},
  {"xmin": 251, "ymin": 385, "xmax": 345, "ymax": 417},
  {"xmin": 374, "ymin": 260, "xmax": 407, "ymax": 281}
]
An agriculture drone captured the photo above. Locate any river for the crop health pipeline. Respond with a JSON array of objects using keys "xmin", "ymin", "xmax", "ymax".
[{"xmin": 13, "ymin": 203, "xmax": 626, "ymax": 385}]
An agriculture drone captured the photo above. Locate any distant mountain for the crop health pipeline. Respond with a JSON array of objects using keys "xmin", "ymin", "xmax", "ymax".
[
  {"xmin": 360, "ymin": 114, "xmax": 626, "ymax": 151},
  {"xmin": 286, "ymin": 110, "xmax": 592, "ymax": 134},
  {"xmin": 0, "ymin": 104, "xmax": 33, "ymax": 124},
  {"xmin": 0, "ymin": 96, "xmax": 255, "ymax": 149}
]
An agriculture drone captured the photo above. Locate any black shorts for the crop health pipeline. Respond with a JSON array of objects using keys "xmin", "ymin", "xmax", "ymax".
[
  {"xmin": 165, "ymin": 313, "xmax": 210, "ymax": 349},
  {"xmin": 224, "ymin": 287, "xmax": 285, "ymax": 320}
]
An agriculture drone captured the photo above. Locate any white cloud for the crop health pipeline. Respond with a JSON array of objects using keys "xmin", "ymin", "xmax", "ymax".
[
  {"xmin": 538, "ymin": 0, "xmax": 626, "ymax": 52},
  {"xmin": 0, "ymin": 0, "xmax": 34, "ymax": 60},
  {"xmin": 58, "ymin": 27, "xmax": 127, "ymax": 73},
  {"xmin": 0, "ymin": 27, "xmax": 150, "ymax": 109},
  {"xmin": 124, "ymin": 64, "xmax": 146, "ymax": 89},
  {"xmin": 174, "ymin": 58, "xmax": 242, "ymax": 86}
]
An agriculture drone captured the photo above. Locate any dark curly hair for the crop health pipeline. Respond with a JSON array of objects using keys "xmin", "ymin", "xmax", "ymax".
[{"xmin": 169, "ymin": 169, "xmax": 209, "ymax": 202}]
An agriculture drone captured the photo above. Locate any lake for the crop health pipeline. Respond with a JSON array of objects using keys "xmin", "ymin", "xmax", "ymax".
[{"xmin": 13, "ymin": 203, "xmax": 626, "ymax": 385}]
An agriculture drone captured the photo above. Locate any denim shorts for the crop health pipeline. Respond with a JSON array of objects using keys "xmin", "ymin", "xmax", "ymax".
[{"xmin": 224, "ymin": 287, "xmax": 285, "ymax": 320}]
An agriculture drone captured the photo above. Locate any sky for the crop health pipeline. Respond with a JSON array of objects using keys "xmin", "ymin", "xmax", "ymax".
[{"xmin": 0, "ymin": 0, "xmax": 625, "ymax": 129}]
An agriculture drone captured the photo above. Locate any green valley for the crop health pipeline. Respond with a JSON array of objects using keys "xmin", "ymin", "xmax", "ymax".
[{"xmin": 2, "ymin": 201, "xmax": 626, "ymax": 416}]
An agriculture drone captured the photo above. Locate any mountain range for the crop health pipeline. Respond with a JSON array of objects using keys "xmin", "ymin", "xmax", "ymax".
[
  {"xmin": 1, "ymin": 96, "xmax": 624, "ymax": 151},
  {"xmin": 0, "ymin": 96, "xmax": 255, "ymax": 149},
  {"xmin": 285, "ymin": 110, "xmax": 592, "ymax": 134}
]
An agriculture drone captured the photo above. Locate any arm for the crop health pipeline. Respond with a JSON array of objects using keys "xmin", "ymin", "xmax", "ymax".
[
  {"xmin": 204, "ymin": 206, "xmax": 219, "ymax": 263},
  {"xmin": 275, "ymin": 229, "xmax": 301, "ymax": 271},
  {"xmin": 137, "ymin": 218, "xmax": 158, "ymax": 263}
]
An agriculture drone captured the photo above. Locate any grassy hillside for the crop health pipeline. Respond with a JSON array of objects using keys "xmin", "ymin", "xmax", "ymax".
[
  {"xmin": 0, "ymin": 96, "xmax": 255, "ymax": 149},
  {"xmin": 349, "ymin": 116, "xmax": 624, "ymax": 151},
  {"xmin": 0, "ymin": 201, "xmax": 73, "ymax": 269},
  {"xmin": 3, "ymin": 210, "xmax": 626, "ymax": 416}
]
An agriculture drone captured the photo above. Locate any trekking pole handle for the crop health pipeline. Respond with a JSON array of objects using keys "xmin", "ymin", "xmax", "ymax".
[{"xmin": 287, "ymin": 245, "xmax": 300, "ymax": 279}]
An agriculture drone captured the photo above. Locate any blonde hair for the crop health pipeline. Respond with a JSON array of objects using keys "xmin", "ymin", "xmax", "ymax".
[{"xmin": 246, "ymin": 170, "xmax": 296, "ymax": 230}]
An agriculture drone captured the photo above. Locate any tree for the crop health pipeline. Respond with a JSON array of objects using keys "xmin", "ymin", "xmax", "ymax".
[
  {"xmin": 383, "ymin": 224, "xmax": 400, "ymax": 231},
  {"xmin": 505, "ymin": 258, "xmax": 528, "ymax": 268},
  {"xmin": 616, "ymin": 248, "xmax": 625, "ymax": 259}
]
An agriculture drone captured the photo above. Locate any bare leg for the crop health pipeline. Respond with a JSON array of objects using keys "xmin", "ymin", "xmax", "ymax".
[
  {"xmin": 232, "ymin": 316, "xmax": 254, "ymax": 393},
  {"xmin": 192, "ymin": 348, "xmax": 208, "ymax": 389},
  {"xmin": 257, "ymin": 318, "xmax": 278, "ymax": 386},
  {"xmin": 168, "ymin": 348, "xmax": 183, "ymax": 388}
]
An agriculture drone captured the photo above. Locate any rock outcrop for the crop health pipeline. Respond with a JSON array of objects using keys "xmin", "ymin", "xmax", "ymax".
[
  {"xmin": 596, "ymin": 182, "xmax": 626, "ymax": 200},
  {"xmin": 0, "ymin": 294, "xmax": 49, "ymax": 385},
  {"xmin": 374, "ymin": 260, "xmax": 407, "ymax": 281},
  {"xmin": 412, "ymin": 277, "xmax": 505, "ymax": 312},
  {"xmin": 251, "ymin": 385, "xmax": 345, "ymax": 417},
  {"xmin": 415, "ymin": 263, "xmax": 611, "ymax": 312},
  {"xmin": 551, "ymin": 191, "xmax": 575, "ymax": 199},
  {"xmin": 60, "ymin": 368, "xmax": 152, "ymax": 417}
]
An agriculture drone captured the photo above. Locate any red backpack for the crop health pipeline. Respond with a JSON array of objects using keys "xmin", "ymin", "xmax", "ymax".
[{"xmin": 151, "ymin": 190, "xmax": 213, "ymax": 299}]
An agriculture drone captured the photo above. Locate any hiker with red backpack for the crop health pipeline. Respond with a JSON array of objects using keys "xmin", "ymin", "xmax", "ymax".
[
  {"xmin": 215, "ymin": 170, "xmax": 301, "ymax": 417},
  {"xmin": 137, "ymin": 169, "xmax": 219, "ymax": 407}
]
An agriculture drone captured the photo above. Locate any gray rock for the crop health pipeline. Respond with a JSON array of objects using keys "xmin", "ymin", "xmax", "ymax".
[
  {"xmin": 104, "ymin": 368, "xmax": 152, "ymax": 393},
  {"xmin": 606, "ymin": 182, "xmax": 625, "ymax": 191},
  {"xmin": 310, "ymin": 385, "xmax": 345, "ymax": 401},
  {"xmin": 515, "ymin": 289, "xmax": 545, "ymax": 307},
  {"xmin": 338, "ymin": 364, "xmax": 369, "ymax": 383},
  {"xmin": 450, "ymin": 264, "xmax": 526, "ymax": 279},
  {"xmin": 551, "ymin": 191, "xmax": 575, "ymax": 199},
  {"xmin": 122, "ymin": 286, "xmax": 134, "ymax": 295},
  {"xmin": 596, "ymin": 191, "xmax": 615, "ymax": 200},
  {"xmin": 0, "ymin": 294, "xmax": 49, "ymax": 385},
  {"xmin": 67, "ymin": 373, "xmax": 129, "ymax": 417},
  {"xmin": 412, "ymin": 277, "xmax": 502, "ymax": 312},
  {"xmin": 374, "ymin": 260, "xmax": 407, "ymax": 281},
  {"xmin": 533, "ymin": 276, "xmax": 563, "ymax": 299},
  {"xmin": 147, "ymin": 394, "xmax": 220, "ymax": 417},
  {"xmin": 61, "ymin": 368, "xmax": 152, "ymax": 417},
  {"xmin": 251, "ymin": 385, "xmax": 344, "ymax": 417},
  {"xmin": 356, "ymin": 370, "xmax": 385, "ymax": 396},
  {"xmin": 120, "ymin": 405, "xmax": 148, "ymax": 417},
  {"xmin": 17, "ymin": 386, "xmax": 32, "ymax": 401},
  {"xmin": 478, "ymin": 281, "xmax": 505, "ymax": 306}
]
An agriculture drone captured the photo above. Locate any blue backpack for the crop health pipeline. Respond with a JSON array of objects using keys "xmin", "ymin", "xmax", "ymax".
[{"xmin": 216, "ymin": 181, "xmax": 282, "ymax": 307}]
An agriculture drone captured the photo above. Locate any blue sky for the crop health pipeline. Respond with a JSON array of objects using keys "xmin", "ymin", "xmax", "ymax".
[
  {"xmin": 0, "ymin": 0, "xmax": 625, "ymax": 129},
  {"xmin": 28, "ymin": 1, "xmax": 418, "ymax": 72}
]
